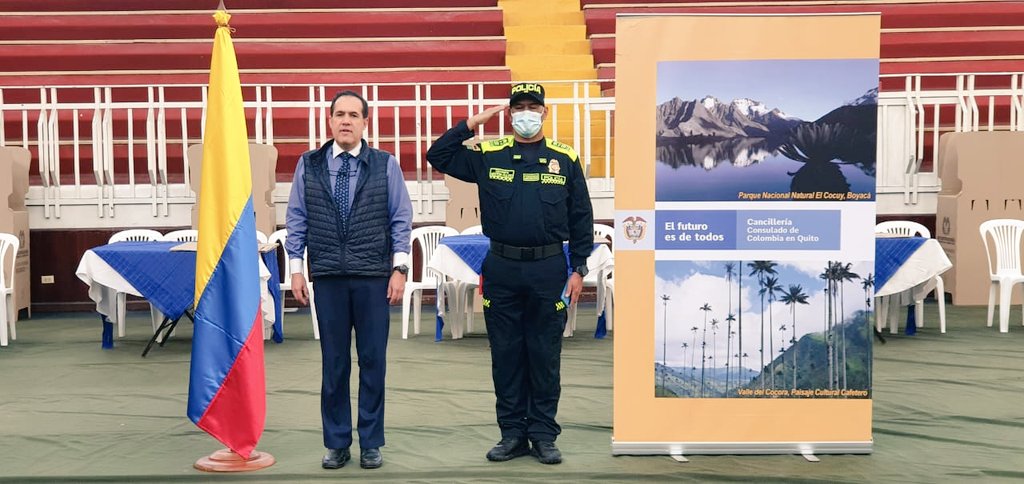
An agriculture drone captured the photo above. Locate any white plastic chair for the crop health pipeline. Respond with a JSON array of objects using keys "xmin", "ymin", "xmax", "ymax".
[
  {"xmin": 266, "ymin": 229, "xmax": 320, "ymax": 339},
  {"xmin": 256, "ymin": 230, "xmax": 268, "ymax": 244},
  {"xmin": 876, "ymin": 220, "xmax": 931, "ymax": 238},
  {"xmin": 107, "ymin": 229, "xmax": 163, "ymax": 338},
  {"xmin": 565, "ymin": 224, "xmax": 615, "ymax": 337},
  {"xmin": 874, "ymin": 221, "xmax": 946, "ymax": 334},
  {"xmin": 979, "ymin": 219, "xmax": 1024, "ymax": 333},
  {"xmin": 403, "ymin": 225, "xmax": 459, "ymax": 339},
  {"xmin": 109, "ymin": 229, "xmax": 163, "ymax": 244},
  {"xmin": 0, "ymin": 233, "xmax": 20, "ymax": 346},
  {"xmin": 448, "ymin": 225, "xmax": 485, "ymax": 332},
  {"xmin": 161, "ymin": 229, "xmax": 198, "ymax": 242}
]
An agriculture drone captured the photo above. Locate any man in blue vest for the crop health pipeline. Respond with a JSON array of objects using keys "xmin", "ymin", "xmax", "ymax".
[
  {"xmin": 426, "ymin": 83, "xmax": 595, "ymax": 465},
  {"xmin": 285, "ymin": 90, "xmax": 413, "ymax": 470}
]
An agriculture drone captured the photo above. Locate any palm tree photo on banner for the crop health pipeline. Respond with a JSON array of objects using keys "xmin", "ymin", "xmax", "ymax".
[{"xmin": 654, "ymin": 260, "xmax": 873, "ymax": 399}]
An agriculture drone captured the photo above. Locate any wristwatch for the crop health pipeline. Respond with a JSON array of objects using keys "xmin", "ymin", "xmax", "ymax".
[
  {"xmin": 573, "ymin": 265, "xmax": 589, "ymax": 277},
  {"xmin": 393, "ymin": 264, "xmax": 409, "ymax": 276}
]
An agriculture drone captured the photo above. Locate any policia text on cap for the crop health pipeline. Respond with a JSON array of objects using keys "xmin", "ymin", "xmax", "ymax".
[{"xmin": 425, "ymin": 83, "xmax": 595, "ymax": 465}]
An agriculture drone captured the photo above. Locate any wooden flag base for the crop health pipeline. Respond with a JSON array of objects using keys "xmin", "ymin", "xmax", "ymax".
[{"xmin": 194, "ymin": 448, "xmax": 275, "ymax": 472}]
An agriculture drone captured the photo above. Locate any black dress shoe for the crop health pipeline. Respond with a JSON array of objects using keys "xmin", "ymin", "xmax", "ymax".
[
  {"xmin": 360, "ymin": 447, "xmax": 383, "ymax": 469},
  {"xmin": 322, "ymin": 448, "xmax": 350, "ymax": 469},
  {"xmin": 486, "ymin": 436, "xmax": 530, "ymax": 462},
  {"xmin": 531, "ymin": 440, "xmax": 562, "ymax": 464}
]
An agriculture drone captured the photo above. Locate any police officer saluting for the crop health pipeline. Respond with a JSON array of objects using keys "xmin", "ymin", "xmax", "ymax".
[{"xmin": 426, "ymin": 83, "xmax": 594, "ymax": 465}]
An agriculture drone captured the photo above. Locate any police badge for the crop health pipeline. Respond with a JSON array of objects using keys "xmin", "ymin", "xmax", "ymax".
[{"xmin": 548, "ymin": 159, "xmax": 560, "ymax": 174}]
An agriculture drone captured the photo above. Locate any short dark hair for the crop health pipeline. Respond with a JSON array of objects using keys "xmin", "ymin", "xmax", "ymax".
[{"xmin": 330, "ymin": 90, "xmax": 368, "ymax": 118}]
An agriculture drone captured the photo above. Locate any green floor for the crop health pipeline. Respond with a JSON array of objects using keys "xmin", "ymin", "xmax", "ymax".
[{"xmin": 1, "ymin": 303, "xmax": 1023, "ymax": 482}]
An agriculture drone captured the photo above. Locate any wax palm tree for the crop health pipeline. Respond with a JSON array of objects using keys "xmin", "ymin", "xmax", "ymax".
[
  {"xmin": 779, "ymin": 284, "xmax": 809, "ymax": 390},
  {"xmin": 836, "ymin": 262, "xmax": 860, "ymax": 389},
  {"xmin": 862, "ymin": 273, "xmax": 874, "ymax": 383},
  {"xmin": 778, "ymin": 339, "xmax": 787, "ymax": 386},
  {"xmin": 680, "ymin": 342, "xmax": 689, "ymax": 388},
  {"xmin": 760, "ymin": 275, "xmax": 783, "ymax": 388},
  {"xmin": 699, "ymin": 303, "xmax": 712, "ymax": 397},
  {"xmin": 724, "ymin": 263, "xmax": 736, "ymax": 394},
  {"xmin": 820, "ymin": 263, "xmax": 838, "ymax": 389},
  {"xmin": 741, "ymin": 352, "xmax": 750, "ymax": 386},
  {"xmin": 724, "ymin": 313, "xmax": 736, "ymax": 395},
  {"xmin": 710, "ymin": 318, "xmax": 720, "ymax": 394},
  {"xmin": 690, "ymin": 326, "xmax": 699, "ymax": 383},
  {"xmin": 736, "ymin": 261, "xmax": 744, "ymax": 392},
  {"xmin": 660, "ymin": 295, "xmax": 670, "ymax": 393},
  {"xmin": 748, "ymin": 261, "xmax": 778, "ymax": 390},
  {"xmin": 862, "ymin": 273, "xmax": 875, "ymax": 309}
]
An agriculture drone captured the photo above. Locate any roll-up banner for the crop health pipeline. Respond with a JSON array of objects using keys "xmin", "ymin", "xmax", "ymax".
[{"xmin": 613, "ymin": 13, "xmax": 879, "ymax": 455}]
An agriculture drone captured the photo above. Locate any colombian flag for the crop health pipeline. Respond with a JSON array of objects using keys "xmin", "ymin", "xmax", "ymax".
[{"xmin": 186, "ymin": 10, "xmax": 265, "ymax": 458}]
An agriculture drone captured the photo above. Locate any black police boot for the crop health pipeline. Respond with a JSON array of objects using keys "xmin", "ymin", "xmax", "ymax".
[
  {"xmin": 486, "ymin": 436, "xmax": 531, "ymax": 462},
  {"xmin": 322, "ymin": 448, "xmax": 350, "ymax": 469},
  {"xmin": 531, "ymin": 440, "xmax": 562, "ymax": 464},
  {"xmin": 360, "ymin": 448, "xmax": 383, "ymax": 469}
]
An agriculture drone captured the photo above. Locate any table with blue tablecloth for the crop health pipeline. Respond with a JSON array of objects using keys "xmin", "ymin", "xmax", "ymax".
[
  {"xmin": 874, "ymin": 236, "xmax": 952, "ymax": 334},
  {"xmin": 75, "ymin": 241, "xmax": 282, "ymax": 353},
  {"xmin": 427, "ymin": 235, "xmax": 613, "ymax": 340}
]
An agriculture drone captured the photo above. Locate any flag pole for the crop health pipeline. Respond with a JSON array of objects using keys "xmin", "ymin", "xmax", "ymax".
[{"xmin": 191, "ymin": 5, "xmax": 274, "ymax": 472}]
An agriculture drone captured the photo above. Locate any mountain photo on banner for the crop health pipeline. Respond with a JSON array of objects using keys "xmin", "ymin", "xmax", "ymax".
[
  {"xmin": 655, "ymin": 59, "xmax": 878, "ymax": 202},
  {"xmin": 653, "ymin": 260, "xmax": 873, "ymax": 399}
]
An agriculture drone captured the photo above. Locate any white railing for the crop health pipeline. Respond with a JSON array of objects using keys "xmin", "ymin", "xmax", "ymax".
[
  {"xmin": 3, "ymin": 74, "xmax": 1024, "ymax": 229},
  {"xmin": 0, "ymin": 80, "xmax": 614, "ymax": 229},
  {"xmin": 876, "ymin": 72, "xmax": 1024, "ymax": 214}
]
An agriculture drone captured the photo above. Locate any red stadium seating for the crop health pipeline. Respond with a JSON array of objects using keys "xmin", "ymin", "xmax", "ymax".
[
  {"xmin": 0, "ymin": 0, "xmax": 498, "ymax": 11},
  {"xmin": 586, "ymin": 1, "xmax": 1024, "ymax": 94},
  {"xmin": 0, "ymin": 1, "xmax": 510, "ymax": 183}
]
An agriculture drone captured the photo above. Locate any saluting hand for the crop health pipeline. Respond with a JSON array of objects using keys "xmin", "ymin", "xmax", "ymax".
[{"xmin": 467, "ymin": 105, "xmax": 507, "ymax": 131}]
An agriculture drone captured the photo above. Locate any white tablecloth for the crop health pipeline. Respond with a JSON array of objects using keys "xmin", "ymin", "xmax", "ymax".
[
  {"xmin": 874, "ymin": 238, "xmax": 952, "ymax": 334},
  {"xmin": 875, "ymin": 238, "xmax": 952, "ymax": 298},
  {"xmin": 428, "ymin": 242, "xmax": 613, "ymax": 338}
]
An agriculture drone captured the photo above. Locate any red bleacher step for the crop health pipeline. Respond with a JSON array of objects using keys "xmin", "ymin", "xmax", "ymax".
[
  {"xmin": 0, "ymin": 40, "xmax": 506, "ymax": 72},
  {"xmin": 2, "ymin": 10, "xmax": 504, "ymax": 41},
  {"xmin": 0, "ymin": 0, "xmax": 499, "ymax": 12},
  {"xmin": 583, "ymin": 2, "xmax": 1024, "ymax": 36}
]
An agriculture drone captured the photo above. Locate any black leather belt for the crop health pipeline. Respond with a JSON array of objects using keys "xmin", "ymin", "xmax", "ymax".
[{"xmin": 490, "ymin": 241, "xmax": 562, "ymax": 261}]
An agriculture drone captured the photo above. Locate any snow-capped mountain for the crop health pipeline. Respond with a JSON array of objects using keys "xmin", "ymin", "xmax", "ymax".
[
  {"xmin": 844, "ymin": 87, "xmax": 878, "ymax": 107},
  {"xmin": 657, "ymin": 96, "xmax": 801, "ymax": 140}
]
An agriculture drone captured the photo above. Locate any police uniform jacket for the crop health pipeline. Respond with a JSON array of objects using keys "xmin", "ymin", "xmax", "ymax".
[{"xmin": 425, "ymin": 120, "xmax": 594, "ymax": 269}]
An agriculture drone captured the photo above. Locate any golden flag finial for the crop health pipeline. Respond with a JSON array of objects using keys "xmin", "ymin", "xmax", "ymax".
[{"xmin": 213, "ymin": 9, "xmax": 231, "ymax": 27}]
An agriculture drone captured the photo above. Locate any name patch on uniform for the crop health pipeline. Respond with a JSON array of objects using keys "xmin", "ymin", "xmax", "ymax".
[
  {"xmin": 489, "ymin": 167, "xmax": 515, "ymax": 183},
  {"xmin": 523, "ymin": 173, "xmax": 540, "ymax": 182},
  {"xmin": 540, "ymin": 173, "xmax": 566, "ymax": 185}
]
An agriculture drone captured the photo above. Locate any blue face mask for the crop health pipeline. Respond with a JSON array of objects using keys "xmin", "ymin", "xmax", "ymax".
[{"xmin": 511, "ymin": 110, "xmax": 543, "ymax": 138}]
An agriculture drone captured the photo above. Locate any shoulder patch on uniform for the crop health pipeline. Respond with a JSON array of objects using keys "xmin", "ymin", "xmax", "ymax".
[
  {"xmin": 480, "ymin": 136, "xmax": 514, "ymax": 153},
  {"xmin": 545, "ymin": 139, "xmax": 578, "ymax": 162}
]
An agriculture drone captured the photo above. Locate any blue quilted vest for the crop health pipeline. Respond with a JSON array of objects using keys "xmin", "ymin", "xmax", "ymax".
[{"xmin": 302, "ymin": 140, "xmax": 392, "ymax": 278}]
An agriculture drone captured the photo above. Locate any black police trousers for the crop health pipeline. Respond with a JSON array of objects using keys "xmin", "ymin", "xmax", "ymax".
[{"xmin": 481, "ymin": 250, "xmax": 568, "ymax": 443}]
